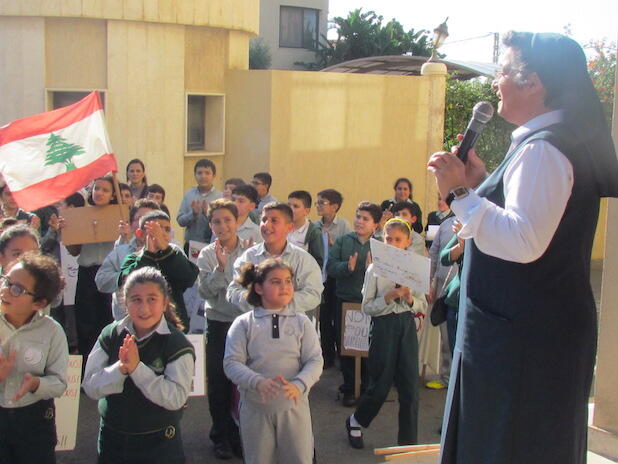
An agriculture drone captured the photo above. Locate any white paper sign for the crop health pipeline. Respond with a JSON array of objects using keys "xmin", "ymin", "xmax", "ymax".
[
  {"xmin": 60, "ymin": 245, "xmax": 79, "ymax": 306},
  {"xmin": 188, "ymin": 240, "xmax": 207, "ymax": 264},
  {"xmin": 343, "ymin": 310, "xmax": 371, "ymax": 352},
  {"xmin": 426, "ymin": 225, "xmax": 440, "ymax": 241},
  {"xmin": 187, "ymin": 334, "xmax": 206, "ymax": 396},
  {"xmin": 369, "ymin": 238, "xmax": 431, "ymax": 294},
  {"xmin": 55, "ymin": 355, "xmax": 82, "ymax": 451}
]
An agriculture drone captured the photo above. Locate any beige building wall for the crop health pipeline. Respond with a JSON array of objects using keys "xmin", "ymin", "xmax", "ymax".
[
  {"xmin": 258, "ymin": 0, "xmax": 329, "ymax": 70},
  {"xmin": 225, "ymin": 69, "xmax": 446, "ymax": 226},
  {"xmin": 0, "ymin": 16, "xmax": 46, "ymax": 126},
  {"xmin": 0, "ymin": 1, "xmax": 257, "ymax": 239}
]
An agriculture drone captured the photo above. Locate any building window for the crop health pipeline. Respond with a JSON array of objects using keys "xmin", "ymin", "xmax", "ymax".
[
  {"xmin": 187, "ymin": 95, "xmax": 206, "ymax": 151},
  {"xmin": 50, "ymin": 90, "xmax": 105, "ymax": 110},
  {"xmin": 279, "ymin": 6, "xmax": 318, "ymax": 49},
  {"xmin": 186, "ymin": 94, "xmax": 225, "ymax": 154}
]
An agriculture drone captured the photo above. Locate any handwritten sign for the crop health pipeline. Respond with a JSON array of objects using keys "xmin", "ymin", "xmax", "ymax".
[
  {"xmin": 60, "ymin": 245, "xmax": 79, "ymax": 306},
  {"xmin": 426, "ymin": 225, "xmax": 440, "ymax": 241},
  {"xmin": 340, "ymin": 303, "xmax": 370, "ymax": 357},
  {"xmin": 188, "ymin": 240, "xmax": 207, "ymax": 264},
  {"xmin": 187, "ymin": 334, "xmax": 206, "ymax": 396},
  {"xmin": 369, "ymin": 238, "xmax": 431, "ymax": 294},
  {"xmin": 55, "ymin": 355, "xmax": 82, "ymax": 451}
]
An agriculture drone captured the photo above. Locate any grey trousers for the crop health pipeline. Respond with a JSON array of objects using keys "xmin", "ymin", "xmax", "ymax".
[{"xmin": 239, "ymin": 398, "xmax": 314, "ymax": 464}]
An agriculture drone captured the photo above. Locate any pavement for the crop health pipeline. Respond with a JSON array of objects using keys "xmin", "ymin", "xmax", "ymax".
[
  {"xmin": 57, "ymin": 366, "xmax": 446, "ymax": 464},
  {"xmin": 56, "ymin": 261, "xmax": 609, "ymax": 463}
]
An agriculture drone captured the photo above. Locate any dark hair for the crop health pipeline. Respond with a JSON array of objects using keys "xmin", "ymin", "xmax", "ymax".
[
  {"xmin": 232, "ymin": 184, "xmax": 259, "ymax": 205},
  {"xmin": 383, "ymin": 218, "xmax": 411, "ymax": 238},
  {"xmin": 159, "ymin": 203, "xmax": 171, "ymax": 217},
  {"xmin": 126, "ymin": 159, "xmax": 147, "ymax": 185},
  {"xmin": 262, "ymin": 202, "xmax": 293, "ymax": 223},
  {"xmin": 0, "ymin": 224, "xmax": 40, "ymax": 254},
  {"xmin": 64, "ymin": 192, "xmax": 85, "ymax": 208},
  {"xmin": 129, "ymin": 199, "xmax": 160, "ymax": 224},
  {"xmin": 392, "ymin": 201, "xmax": 421, "ymax": 220},
  {"xmin": 17, "ymin": 251, "xmax": 64, "ymax": 304},
  {"xmin": 194, "ymin": 158, "xmax": 216, "ymax": 175},
  {"xmin": 0, "ymin": 218, "xmax": 19, "ymax": 230},
  {"xmin": 119, "ymin": 182, "xmax": 130, "ymax": 191},
  {"xmin": 317, "ymin": 189, "xmax": 343, "ymax": 210},
  {"xmin": 236, "ymin": 259, "xmax": 294, "ymax": 307},
  {"xmin": 146, "ymin": 184, "xmax": 166, "ymax": 202},
  {"xmin": 356, "ymin": 201, "xmax": 382, "ymax": 224},
  {"xmin": 225, "ymin": 178, "xmax": 245, "ymax": 188},
  {"xmin": 87, "ymin": 176, "xmax": 118, "ymax": 206},
  {"xmin": 207, "ymin": 199, "xmax": 238, "ymax": 222},
  {"xmin": 138, "ymin": 211, "xmax": 170, "ymax": 229},
  {"xmin": 393, "ymin": 178, "xmax": 413, "ymax": 200},
  {"xmin": 288, "ymin": 190, "xmax": 312, "ymax": 209},
  {"xmin": 122, "ymin": 267, "xmax": 184, "ymax": 331},
  {"xmin": 253, "ymin": 172, "xmax": 272, "ymax": 189}
]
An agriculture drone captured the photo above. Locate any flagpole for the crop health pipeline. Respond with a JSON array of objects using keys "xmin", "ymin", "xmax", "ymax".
[{"xmin": 111, "ymin": 171, "xmax": 128, "ymax": 222}]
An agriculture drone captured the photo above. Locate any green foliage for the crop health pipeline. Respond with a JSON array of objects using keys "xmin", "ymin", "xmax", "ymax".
[
  {"xmin": 586, "ymin": 39, "xmax": 616, "ymax": 126},
  {"xmin": 444, "ymin": 75, "xmax": 515, "ymax": 172},
  {"xmin": 44, "ymin": 133, "xmax": 85, "ymax": 171},
  {"xmin": 298, "ymin": 9, "xmax": 432, "ymax": 70},
  {"xmin": 249, "ymin": 38, "xmax": 272, "ymax": 70}
]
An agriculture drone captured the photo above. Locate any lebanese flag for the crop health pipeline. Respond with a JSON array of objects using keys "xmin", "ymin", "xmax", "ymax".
[{"xmin": 0, "ymin": 91, "xmax": 117, "ymax": 211}]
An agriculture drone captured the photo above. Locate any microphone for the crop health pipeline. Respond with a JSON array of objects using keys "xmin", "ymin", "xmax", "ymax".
[{"xmin": 456, "ymin": 101, "xmax": 494, "ymax": 163}]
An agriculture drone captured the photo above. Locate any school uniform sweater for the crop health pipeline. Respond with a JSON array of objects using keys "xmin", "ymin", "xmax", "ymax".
[
  {"xmin": 197, "ymin": 238, "xmax": 248, "ymax": 322},
  {"xmin": 119, "ymin": 245, "xmax": 198, "ymax": 330},
  {"xmin": 326, "ymin": 232, "xmax": 372, "ymax": 303},
  {"xmin": 0, "ymin": 312, "xmax": 68, "ymax": 408},
  {"xmin": 86, "ymin": 318, "xmax": 195, "ymax": 434},
  {"xmin": 223, "ymin": 307, "xmax": 322, "ymax": 413}
]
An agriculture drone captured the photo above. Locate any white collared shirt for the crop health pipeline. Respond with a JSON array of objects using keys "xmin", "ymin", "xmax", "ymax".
[
  {"xmin": 287, "ymin": 220, "xmax": 310, "ymax": 250},
  {"xmin": 226, "ymin": 241, "xmax": 323, "ymax": 313},
  {"xmin": 453, "ymin": 110, "xmax": 574, "ymax": 263}
]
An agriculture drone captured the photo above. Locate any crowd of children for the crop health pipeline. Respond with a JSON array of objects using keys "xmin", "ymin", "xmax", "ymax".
[{"xmin": 0, "ymin": 156, "xmax": 458, "ymax": 463}]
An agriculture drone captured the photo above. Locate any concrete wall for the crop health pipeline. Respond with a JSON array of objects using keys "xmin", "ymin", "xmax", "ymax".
[
  {"xmin": 225, "ymin": 69, "xmax": 446, "ymax": 226},
  {"xmin": 0, "ymin": 0, "xmax": 259, "ymax": 34},
  {"xmin": 0, "ymin": 3, "xmax": 254, "ymax": 239},
  {"xmin": 258, "ymin": 0, "xmax": 328, "ymax": 70},
  {"xmin": 0, "ymin": 16, "xmax": 46, "ymax": 126}
]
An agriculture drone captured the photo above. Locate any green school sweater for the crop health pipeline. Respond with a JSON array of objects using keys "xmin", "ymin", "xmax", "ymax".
[
  {"xmin": 98, "ymin": 320, "xmax": 195, "ymax": 434},
  {"xmin": 326, "ymin": 232, "xmax": 371, "ymax": 303}
]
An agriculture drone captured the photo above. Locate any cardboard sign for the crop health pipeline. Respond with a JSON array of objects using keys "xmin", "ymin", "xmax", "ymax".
[
  {"xmin": 370, "ymin": 238, "xmax": 431, "ymax": 294},
  {"xmin": 60, "ymin": 245, "xmax": 79, "ymax": 306},
  {"xmin": 55, "ymin": 355, "xmax": 82, "ymax": 451},
  {"xmin": 60, "ymin": 204, "xmax": 129, "ymax": 245},
  {"xmin": 187, "ymin": 334, "xmax": 206, "ymax": 396},
  {"xmin": 340, "ymin": 303, "xmax": 370, "ymax": 358}
]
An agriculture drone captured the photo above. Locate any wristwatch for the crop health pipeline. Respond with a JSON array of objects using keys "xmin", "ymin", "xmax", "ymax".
[{"xmin": 446, "ymin": 186, "xmax": 470, "ymax": 206}]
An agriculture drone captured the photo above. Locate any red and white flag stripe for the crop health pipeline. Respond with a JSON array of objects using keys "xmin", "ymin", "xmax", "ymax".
[{"xmin": 0, "ymin": 91, "xmax": 117, "ymax": 211}]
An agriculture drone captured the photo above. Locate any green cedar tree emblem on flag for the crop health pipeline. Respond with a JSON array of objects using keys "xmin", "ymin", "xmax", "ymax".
[{"xmin": 44, "ymin": 133, "xmax": 85, "ymax": 171}]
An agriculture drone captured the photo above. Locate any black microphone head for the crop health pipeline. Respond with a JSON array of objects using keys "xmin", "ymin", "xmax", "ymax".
[{"xmin": 472, "ymin": 101, "xmax": 494, "ymax": 124}]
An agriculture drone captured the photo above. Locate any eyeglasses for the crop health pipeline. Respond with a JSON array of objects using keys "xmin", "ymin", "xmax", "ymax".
[
  {"xmin": 0, "ymin": 275, "xmax": 37, "ymax": 298},
  {"xmin": 315, "ymin": 200, "xmax": 330, "ymax": 206},
  {"xmin": 251, "ymin": 180, "xmax": 266, "ymax": 186}
]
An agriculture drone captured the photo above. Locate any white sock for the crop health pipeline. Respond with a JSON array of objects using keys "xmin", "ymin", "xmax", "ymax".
[{"xmin": 349, "ymin": 414, "xmax": 362, "ymax": 437}]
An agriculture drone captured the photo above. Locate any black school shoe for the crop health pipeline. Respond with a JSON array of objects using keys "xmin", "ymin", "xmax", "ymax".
[
  {"xmin": 345, "ymin": 417, "xmax": 364, "ymax": 449},
  {"xmin": 213, "ymin": 442, "xmax": 233, "ymax": 460},
  {"xmin": 342, "ymin": 392, "xmax": 357, "ymax": 407}
]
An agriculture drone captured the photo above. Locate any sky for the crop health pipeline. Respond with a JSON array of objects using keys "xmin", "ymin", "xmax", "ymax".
[{"xmin": 328, "ymin": 0, "xmax": 617, "ymax": 63}]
